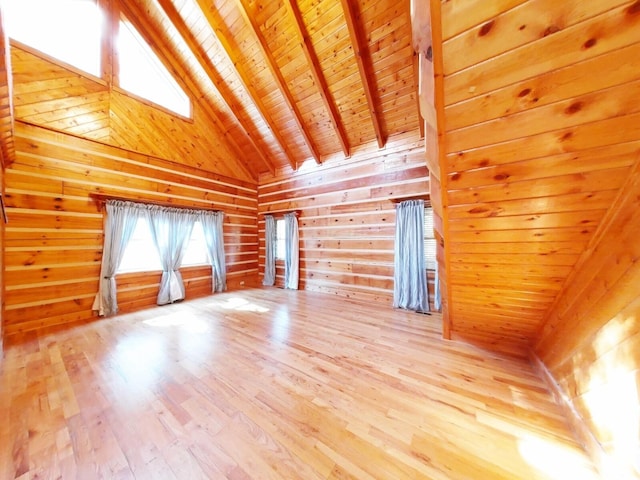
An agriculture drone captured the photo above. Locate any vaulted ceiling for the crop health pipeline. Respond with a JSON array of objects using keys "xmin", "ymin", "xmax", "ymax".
[{"xmin": 2, "ymin": 0, "xmax": 421, "ymax": 181}]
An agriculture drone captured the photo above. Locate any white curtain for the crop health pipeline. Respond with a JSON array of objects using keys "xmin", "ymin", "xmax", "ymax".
[
  {"xmin": 146, "ymin": 206, "xmax": 197, "ymax": 305},
  {"xmin": 393, "ymin": 200, "xmax": 429, "ymax": 312},
  {"xmin": 284, "ymin": 212, "xmax": 299, "ymax": 290},
  {"xmin": 200, "ymin": 210, "xmax": 226, "ymax": 293},
  {"xmin": 263, "ymin": 214, "xmax": 276, "ymax": 286},
  {"xmin": 92, "ymin": 200, "xmax": 143, "ymax": 316}
]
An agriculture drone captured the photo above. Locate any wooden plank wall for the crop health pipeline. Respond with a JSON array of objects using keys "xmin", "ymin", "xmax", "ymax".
[
  {"xmin": 258, "ymin": 133, "xmax": 434, "ymax": 308},
  {"xmin": 3, "ymin": 122, "xmax": 258, "ymax": 335},
  {"xmin": 436, "ymin": 0, "xmax": 640, "ymax": 357},
  {"xmin": 0, "ymin": 5, "xmax": 9, "ymax": 359},
  {"xmin": 0, "ymin": 6, "xmax": 14, "ymax": 167},
  {"xmin": 10, "ymin": 43, "xmax": 255, "ymax": 182},
  {"xmin": 0, "ymin": 161, "xmax": 3, "ymax": 357},
  {"xmin": 534, "ymin": 155, "xmax": 640, "ymax": 478}
]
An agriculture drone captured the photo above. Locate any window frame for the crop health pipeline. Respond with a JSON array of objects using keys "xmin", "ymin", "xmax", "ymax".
[
  {"xmin": 116, "ymin": 15, "xmax": 192, "ymax": 119},
  {"xmin": 424, "ymin": 203, "xmax": 437, "ymax": 271},
  {"xmin": 4, "ymin": 0, "xmax": 103, "ymax": 78},
  {"xmin": 180, "ymin": 220, "xmax": 210, "ymax": 268},
  {"xmin": 275, "ymin": 218, "xmax": 286, "ymax": 261},
  {"xmin": 117, "ymin": 216, "xmax": 210, "ymax": 275},
  {"xmin": 116, "ymin": 216, "xmax": 162, "ymax": 274}
]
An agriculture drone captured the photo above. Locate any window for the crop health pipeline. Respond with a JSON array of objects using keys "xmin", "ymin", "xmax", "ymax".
[
  {"xmin": 118, "ymin": 217, "xmax": 162, "ymax": 273},
  {"xmin": 5, "ymin": 0, "xmax": 102, "ymax": 76},
  {"xmin": 117, "ymin": 217, "xmax": 208, "ymax": 273},
  {"xmin": 181, "ymin": 221, "xmax": 209, "ymax": 267},
  {"xmin": 117, "ymin": 17, "xmax": 191, "ymax": 117},
  {"xmin": 275, "ymin": 218, "xmax": 286, "ymax": 260},
  {"xmin": 424, "ymin": 206, "xmax": 437, "ymax": 270}
]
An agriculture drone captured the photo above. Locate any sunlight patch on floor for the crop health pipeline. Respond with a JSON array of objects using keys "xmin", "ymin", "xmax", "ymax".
[
  {"xmin": 144, "ymin": 311, "xmax": 211, "ymax": 333},
  {"xmin": 209, "ymin": 296, "xmax": 270, "ymax": 313},
  {"xmin": 112, "ymin": 334, "xmax": 166, "ymax": 395},
  {"xmin": 518, "ymin": 435, "xmax": 600, "ymax": 480}
]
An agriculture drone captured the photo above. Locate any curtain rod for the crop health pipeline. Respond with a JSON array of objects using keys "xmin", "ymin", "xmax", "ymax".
[
  {"xmin": 89, "ymin": 193, "xmax": 219, "ymax": 213},
  {"xmin": 391, "ymin": 194, "xmax": 430, "ymax": 204},
  {"xmin": 259, "ymin": 209, "xmax": 301, "ymax": 216}
]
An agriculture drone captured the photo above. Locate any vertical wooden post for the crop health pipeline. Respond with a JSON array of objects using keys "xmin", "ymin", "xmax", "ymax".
[{"xmin": 411, "ymin": 0, "xmax": 451, "ymax": 338}]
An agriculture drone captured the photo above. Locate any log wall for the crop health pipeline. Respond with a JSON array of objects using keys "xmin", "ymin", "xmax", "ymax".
[
  {"xmin": 258, "ymin": 133, "xmax": 433, "ymax": 308},
  {"xmin": 3, "ymin": 122, "xmax": 258, "ymax": 335}
]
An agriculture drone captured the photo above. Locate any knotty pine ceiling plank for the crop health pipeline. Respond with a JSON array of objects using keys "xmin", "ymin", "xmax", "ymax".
[
  {"xmin": 340, "ymin": 0, "xmax": 386, "ymax": 149},
  {"xmin": 284, "ymin": 0, "xmax": 350, "ymax": 158},
  {"xmin": 194, "ymin": 0, "xmax": 300, "ymax": 171},
  {"xmin": 231, "ymin": 0, "xmax": 322, "ymax": 166},
  {"xmin": 156, "ymin": 0, "xmax": 275, "ymax": 175}
]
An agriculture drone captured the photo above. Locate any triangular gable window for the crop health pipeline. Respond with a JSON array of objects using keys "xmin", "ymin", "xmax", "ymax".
[
  {"xmin": 117, "ymin": 17, "xmax": 191, "ymax": 118},
  {"xmin": 4, "ymin": 0, "xmax": 101, "ymax": 77}
]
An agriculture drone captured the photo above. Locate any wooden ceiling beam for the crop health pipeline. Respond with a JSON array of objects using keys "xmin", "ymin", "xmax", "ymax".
[
  {"xmin": 0, "ymin": 4, "xmax": 15, "ymax": 166},
  {"xmin": 284, "ymin": 0, "xmax": 350, "ymax": 158},
  {"xmin": 156, "ymin": 0, "xmax": 275, "ymax": 175},
  {"xmin": 339, "ymin": 0, "xmax": 386, "ymax": 149},
  {"xmin": 98, "ymin": 0, "xmax": 117, "ymax": 88},
  {"xmin": 193, "ymin": 0, "xmax": 299, "ymax": 172},
  {"xmin": 119, "ymin": 0, "xmax": 256, "ymax": 181},
  {"xmin": 413, "ymin": 51, "xmax": 425, "ymax": 139},
  {"xmin": 232, "ymin": 0, "xmax": 323, "ymax": 165}
]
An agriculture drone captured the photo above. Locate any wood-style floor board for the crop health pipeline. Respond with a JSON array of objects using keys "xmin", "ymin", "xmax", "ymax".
[{"xmin": 0, "ymin": 288, "xmax": 598, "ymax": 479}]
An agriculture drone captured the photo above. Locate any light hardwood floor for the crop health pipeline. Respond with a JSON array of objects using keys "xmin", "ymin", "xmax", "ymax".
[{"xmin": 0, "ymin": 288, "xmax": 598, "ymax": 479}]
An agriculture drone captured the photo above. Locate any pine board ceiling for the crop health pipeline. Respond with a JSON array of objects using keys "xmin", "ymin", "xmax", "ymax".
[{"xmin": 114, "ymin": 0, "xmax": 420, "ymax": 178}]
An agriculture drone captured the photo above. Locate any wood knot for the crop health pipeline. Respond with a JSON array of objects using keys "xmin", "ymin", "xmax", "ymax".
[
  {"xmin": 479, "ymin": 20, "xmax": 495, "ymax": 37},
  {"xmin": 627, "ymin": 0, "xmax": 640, "ymax": 15},
  {"xmin": 478, "ymin": 159, "xmax": 490, "ymax": 167},
  {"xmin": 494, "ymin": 173, "xmax": 510, "ymax": 181},
  {"xmin": 565, "ymin": 101, "xmax": 584, "ymax": 115},
  {"xmin": 543, "ymin": 25, "xmax": 560, "ymax": 37},
  {"xmin": 583, "ymin": 38, "xmax": 597, "ymax": 49},
  {"xmin": 519, "ymin": 24, "xmax": 526, "ymax": 30},
  {"xmin": 469, "ymin": 207, "xmax": 490, "ymax": 214},
  {"xmin": 451, "ymin": 172, "xmax": 461, "ymax": 181},
  {"xmin": 560, "ymin": 131, "xmax": 574, "ymax": 141},
  {"xmin": 518, "ymin": 88, "xmax": 532, "ymax": 98}
]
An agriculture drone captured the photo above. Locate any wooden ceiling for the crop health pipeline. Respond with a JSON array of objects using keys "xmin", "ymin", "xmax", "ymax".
[{"xmin": 4, "ymin": 0, "xmax": 420, "ymax": 180}]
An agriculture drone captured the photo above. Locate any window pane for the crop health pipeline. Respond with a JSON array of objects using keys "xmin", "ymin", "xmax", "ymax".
[
  {"xmin": 276, "ymin": 219, "xmax": 285, "ymax": 260},
  {"xmin": 5, "ymin": 0, "xmax": 101, "ymax": 76},
  {"xmin": 117, "ymin": 218, "xmax": 162, "ymax": 273},
  {"xmin": 181, "ymin": 221, "xmax": 209, "ymax": 267},
  {"xmin": 424, "ymin": 206, "xmax": 437, "ymax": 270},
  {"xmin": 118, "ymin": 18, "xmax": 191, "ymax": 117}
]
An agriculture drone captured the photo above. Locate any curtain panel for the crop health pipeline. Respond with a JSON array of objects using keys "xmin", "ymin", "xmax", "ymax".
[
  {"xmin": 393, "ymin": 200, "xmax": 429, "ymax": 312},
  {"xmin": 200, "ymin": 210, "xmax": 227, "ymax": 292},
  {"xmin": 146, "ymin": 206, "xmax": 198, "ymax": 305},
  {"xmin": 284, "ymin": 212, "xmax": 299, "ymax": 290},
  {"xmin": 93, "ymin": 200, "xmax": 227, "ymax": 315},
  {"xmin": 92, "ymin": 200, "xmax": 145, "ymax": 316},
  {"xmin": 263, "ymin": 214, "xmax": 276, "ymax": 286}
]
